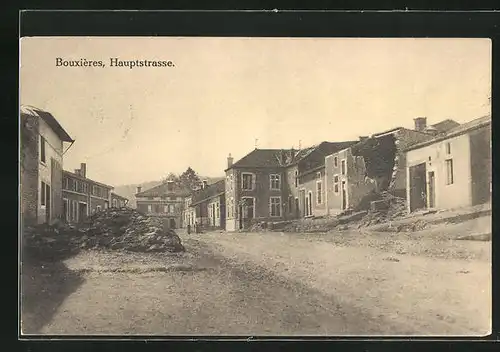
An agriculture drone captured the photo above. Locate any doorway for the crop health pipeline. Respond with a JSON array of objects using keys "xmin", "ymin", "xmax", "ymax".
[
  {"xmin": 79, "ymin": 202, "xmax": 88, "ymax": 223},
  {"xmin": 409, "ymin": 163, "xmax": 427, "ymax": 212},
  {"xmin": 294, "ymin": 197, "xmax": 299, "ymax": 218},
  {"xmin": 428, "ymin": 171, "xmax": 435, "ymax": 209},
  {"xmin": 299, "ymin": 190, "xmax": 305, "ymax": 217},
  {"xmin": 169, "ymin": 218, "xmax": 177, "ymax": 229},
  {"xmin": 341, "ymin": 181, "xmax": 347, "ymax": 210},
  {"xmin": 239, "ymin": 197, "xmax": 254, "ymax": 230},
  {"xmin": 45, "ymin": 184, "xmax": 51, "ymax": 223}
]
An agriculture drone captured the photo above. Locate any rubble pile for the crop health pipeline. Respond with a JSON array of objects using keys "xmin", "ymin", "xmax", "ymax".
[
  {"xmin": 79, "ymin": 208, "xmax": 185, "ymax": 253},
  {"xmin": 23, "ymin": 208, "xmax": 185, "ymax": 261},
  {"xmin": 23, "ymin": 222, "xmax": 82, "ymax": 261}
]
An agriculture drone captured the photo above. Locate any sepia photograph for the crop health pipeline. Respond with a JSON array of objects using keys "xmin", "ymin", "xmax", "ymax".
[{"xmin": 19, "ymin": 37, "xmax": 492, "ymax": 336}]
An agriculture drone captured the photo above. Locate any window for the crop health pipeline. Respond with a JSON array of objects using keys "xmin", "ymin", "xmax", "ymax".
[
  {"xmin": 317, "ymin": 172, "xmax": 321, "ymax": 179},
  {"xmin": 40, "ymin": 136, "xmax": 46, "ymax": 163},
  {"xmin": 294, "ymin": 170, "xmax": 299, "ymax": 187},
  {"xmin": 341, "ymin": 160, "xmax": 346, "ymax": 175},
  {"xmin": 334, "ymin": 175, "xmax": 339, "ymax": 194},
  {"xmin": 270, "ymin": 174, "xmax": 281, "ymax": 190},
  {"xmin": 169, "ymin": 204, "xmax": 175, "ymax": 213},
  {"xmin": 242, "ymin": 173, "xmax": 254, "ymax": 190},
  {"xmin": 113, "ymin": 199, "xmax": 117, "ymax": 207},
  {"xmin": 73, "ymin": 200, "xmax": 78, "ymax": 221},
  {"xmin": 63, "ymin": 177, "xmax": 69, "ymax": 190},
  {"xmin": 164, "ymin": 205, "xmax": 168, "ymax": 213},
  {"xmin": 334, "ymin": 156, "xmax": 338, "ymax": 167},
  {"xmin": 41, "ymin": 181, "xmax": 46, "ymax": 206},
  {"xmin": 147, "ymin": 204, "xmax": 152, "ymax": 212},
  {"xmin": 316, "ymin": 180, "xmax": 323, "ymax": 204},
  {"xmin": 446, "ymin": 142, "xmax": 451, "ymax": 155},
  {"xmin": 270, "ymin": 197, "xmax": 281, "ymax": 217},
  {"xmin": 446, "ymin": 159, "xmax": 454, "ymax": 185},
  {"xmin": 288, "ymin": 195, "xmax": 293, "ymax": 213},
  {"xmin": 96, "ymin": 205, "xmax": 101, "ymax": 213},
  {"xmin": 216, "ymin": 203, "xmax": 220, "ymax": 218}
]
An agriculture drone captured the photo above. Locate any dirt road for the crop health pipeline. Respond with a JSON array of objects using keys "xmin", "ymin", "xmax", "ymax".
[{"xmin": 21, "ymin": 229, "xmax": 490, "ymax": 336}]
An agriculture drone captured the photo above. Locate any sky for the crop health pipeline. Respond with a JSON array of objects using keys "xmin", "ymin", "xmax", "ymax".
[{"xmin": 20, "ymin": 37, "xmax": 491, "ymax": 186}]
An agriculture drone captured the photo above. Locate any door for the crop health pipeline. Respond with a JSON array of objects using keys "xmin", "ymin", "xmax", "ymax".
[
  {"xmin": 294, "ymin": 197, "xmax": 299, "ymax": 218},
  {"xmin": 45, "ymin": 183, "xmax": 51, "ymax": 223},
  {"xmin": 212, "ymin": 204, "xmax": 216, "ymax": 226},
  {"xmin": 428, "ymin": 171, "xmax": 435, "ymax": 209},
  {"xmin": 299, "ymin": 190, "xmax": 306, "ymax": 217},
  {"xmin": 79, "ymin": 202, "xmax": 87, "ymax": 223},
  {"xmin": 409, "ymin": 163, "xmax": 427, "ymax": 212},
  {"xmin": 341, "ymin": 181, "xmax": 347, "ymax": 210},
  {"xmin": 169, "ymin": 218, "xmax": 176, "ymax": 229}
]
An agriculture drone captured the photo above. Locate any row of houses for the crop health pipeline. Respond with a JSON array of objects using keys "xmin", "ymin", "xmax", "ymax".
[
  {"xmin": 135, "ymin": 115, "xmax": 491, "ymax": 232},
  {"xmin": 20, "ymin": 105, "xmax": 129, "ymax": 227}
]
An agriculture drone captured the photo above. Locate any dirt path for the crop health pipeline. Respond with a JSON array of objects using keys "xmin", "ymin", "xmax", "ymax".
[
  {"xmin": 22, "ymin": 230, "xmax": 490, "ymax": 336},
  {"xmin": 186, "ymin": 231, "xmax": 491, "ymax": 336}
]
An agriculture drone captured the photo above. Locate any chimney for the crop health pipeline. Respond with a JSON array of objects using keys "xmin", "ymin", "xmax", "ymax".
[
  {"xmin": 80, "ymin": 163, "xmax": 87, "ymax": 178},
  {"xmin": 202, "ymin": 180, "xmax": 208, "ymax": 189},
  {"xmin": 227, "ymin": 153, "xmax": 234, "ymax": 168},
  {"xmin": 414, "ymin": 117, "xmax": 427, "ymax": 132},
  {"xmin": 136, "ymin": 186, "xmax": 142, "ymax": 194}
]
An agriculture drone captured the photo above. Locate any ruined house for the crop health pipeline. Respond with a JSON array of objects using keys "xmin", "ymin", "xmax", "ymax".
[
  {"xmin": 405, "ymin": 115, "xmax": 491, "ymax": 212},
  {"xmin": 20, "ymin": 105, "xmax": 74, "ymax": 226},
  {"xmin": 325, "ymin": 117, "xmax": 460, "ymax": 214}
]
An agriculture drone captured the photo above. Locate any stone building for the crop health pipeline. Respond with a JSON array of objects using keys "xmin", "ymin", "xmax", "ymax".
[{"xmin": 20, "ymin": 105, "xmax": 73, "ymax": 226}]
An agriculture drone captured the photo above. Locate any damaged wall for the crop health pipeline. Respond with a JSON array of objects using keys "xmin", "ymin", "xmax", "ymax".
[
  {"xmin": 325, "ymin": 148, "xmax": 377, "ymax": 214},
  {"xmin": 351, "ymin": 134, "xmax": 397, "ymax": 193},
  {"xmin": 389, "ymin": 128, "xmax": 436, "ymax": 195}
]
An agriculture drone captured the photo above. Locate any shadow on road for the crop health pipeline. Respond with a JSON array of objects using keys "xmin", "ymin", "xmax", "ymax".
[{"xmin": 20, "ymin": 258, "xmax": 85, "ymax": 334}]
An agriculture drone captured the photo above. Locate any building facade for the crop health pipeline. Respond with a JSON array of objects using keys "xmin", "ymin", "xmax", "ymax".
[
  {"xmin": 20, "ymin": 105, "xmax": 73, "ymax": 226},
  {"xmin": 191, "ymin": 179, "xmax": 226, "ymax": 231},
  {"xmin": 405, "ymin": 116, "xmax": 491, "ymax": 212},
  {"xmin": 135, "ymin": 181, "xmax": 190, "ymax": 229},
  {"xmin": 111, "ymin": 192, "xmax": 129, "ymax": 208},
  {"xmin": 224, "ymin": 142, "xmax": 356, "ymax": 231},
  {"xmin": 62, "ymin": 164, "xmax": 113, "ymax": 223}
]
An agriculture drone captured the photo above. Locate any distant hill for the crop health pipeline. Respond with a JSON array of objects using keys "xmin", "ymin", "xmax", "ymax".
[{"xmin": 113, "ymin": 176, "xmax": 225, "ymax": 208}]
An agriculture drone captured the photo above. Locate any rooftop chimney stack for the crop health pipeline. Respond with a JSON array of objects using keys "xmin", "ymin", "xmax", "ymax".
[
  {"xmin": 227, "ymin": 153, "xmax": 234, "ymax": 168},
  {"xmin": 202, "ymin": 180, "xmax": 208, "ymax": 189},
  {"xmin": 80, "ymin": 163, "xmax": 87, "ymax": 178},
  {"xmin": 136, "ymin": 186, "xmax": 142, "ymax": 194},
  {"xmin": 414, "ymin": 117, "xmax": 427, "ymax": 132}
]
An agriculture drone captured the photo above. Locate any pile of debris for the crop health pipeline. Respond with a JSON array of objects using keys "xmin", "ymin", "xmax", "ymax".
[
  {"xmin": 23, "ymin": 208, "xmax": 185, "ymax": 261},
  {"xmin": 23, "ymin": 222, "xmax": 83, "ymax": 261},
  {"xmin": 78, "ymin": 208, "xmax": 185, "ymax": 252}
]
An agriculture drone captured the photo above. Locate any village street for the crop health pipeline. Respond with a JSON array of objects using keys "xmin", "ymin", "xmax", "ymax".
[{"xmin": 22, "ymin": 220, "xmax": 491, "ymax": 337}]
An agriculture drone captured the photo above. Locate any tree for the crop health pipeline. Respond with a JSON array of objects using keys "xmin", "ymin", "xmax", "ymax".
[
  {"xmin": 179, "ymin": 167, "xmax": 202, "ymax": 190},
  {"xmin": 162, "ymin": 172, "xmax": 180, "ymax": 184}
]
